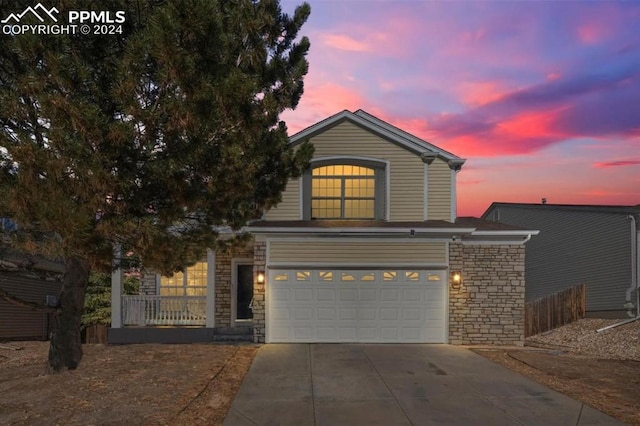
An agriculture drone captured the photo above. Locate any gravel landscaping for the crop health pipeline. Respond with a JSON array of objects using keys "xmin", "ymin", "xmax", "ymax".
[
  {"xmin": 477, "ymin": 317, "xmax": 640, "ymax": 425},
  {"xmin": 526, "ymin": 317, "xmax": 640, "ymax": 360}
]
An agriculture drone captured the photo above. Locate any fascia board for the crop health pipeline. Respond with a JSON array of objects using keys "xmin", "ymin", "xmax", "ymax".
[
  {"xmin": 247, "ymin": 226, "xmax": 476, "ymax": 235},
  {"xmin": 470, "ymin": 230, "xmax": 540, "ymax": 236},
  {"xmin": 289, "ymin": 111, "xmax": 430, "ymax": 157},
  {"xmin": 461, "ymin": 239, "xmax": 530, "ymax": 245},
  {"xmin": 354, "ymin": 110, "xmax": 464, "ymax": 162},
  {"xmin": 289, "ymin": 110, "xmax": 352, "ymax": 144}
]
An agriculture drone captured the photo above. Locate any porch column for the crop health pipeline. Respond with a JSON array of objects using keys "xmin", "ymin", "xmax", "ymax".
[
  {"xmin": 206, "ymin": 249, "xmax": 216, "ymax": 328},
  {"xmin": 111, "ymin": 244, "xmax": 123, "ymax": 328}
]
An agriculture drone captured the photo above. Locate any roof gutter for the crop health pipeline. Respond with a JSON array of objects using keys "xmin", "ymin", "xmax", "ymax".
[
  {"xmin": 247, "ymin": 226, "xmax": 476, "ymax": 235},
  {"xmin": 470, "ymin": 230, "xmax": 540, "ymax": 237}
]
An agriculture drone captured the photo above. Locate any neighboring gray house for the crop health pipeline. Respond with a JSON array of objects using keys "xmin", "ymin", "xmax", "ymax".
[
  {"xmin": 0, "ymin": 219, "xmax": 64, "ymax": 341},
  {"xmin": 0, "ymin": 253, "xmax": 63, "ymax": 341},
  {"xmin": 483, "ymin": 203, "xmax": 640, "ymax": 317}
]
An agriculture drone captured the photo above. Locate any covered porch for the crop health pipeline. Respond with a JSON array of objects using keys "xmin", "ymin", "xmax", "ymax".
[{"xmin": 108, "ymin": 246, "xmax": 257, "ymax": 343}]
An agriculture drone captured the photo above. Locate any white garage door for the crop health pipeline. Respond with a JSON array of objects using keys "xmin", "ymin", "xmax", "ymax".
[{"xmin": 267, "ymin": 269, "xmax": 447, "ymax": 343}]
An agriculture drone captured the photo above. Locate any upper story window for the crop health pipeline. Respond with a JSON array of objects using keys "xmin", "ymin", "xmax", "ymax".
[
  {"xmin": 311, "ymin": 165, "xmax": 375, "ymax": 219},
  {"xmin": 303, "ymin": 159, "xmax": 386, "ymax": 220}
]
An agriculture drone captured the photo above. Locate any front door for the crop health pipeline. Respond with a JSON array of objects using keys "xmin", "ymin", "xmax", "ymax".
[{"xmin": 235, "ymin": 263, "xmax": 254, "ymax": 323}]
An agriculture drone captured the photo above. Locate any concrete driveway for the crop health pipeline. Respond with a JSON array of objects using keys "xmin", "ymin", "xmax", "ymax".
[{"xmin": 224, "ymin": 344, "xmax": 620, "ymax": 425}]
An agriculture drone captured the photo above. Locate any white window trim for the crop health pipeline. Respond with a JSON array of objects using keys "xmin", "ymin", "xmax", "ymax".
[
  {"xmin": 206, "ymin": 249, "xmax": 216, "ymax": 328},
  {"xmin": 156, "ymin": 261, "xmax": 208, "ymax": 297},
  {"xmin": 311, "ymin": 168, "xmax": 377, "ymax": 219},
  {"xmin": 302, "ymin": 156, "xmax": 390, "ymax": 221}
]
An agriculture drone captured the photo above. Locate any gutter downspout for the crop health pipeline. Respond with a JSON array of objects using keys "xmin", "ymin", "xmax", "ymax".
[
  {"xmin": 636, "ymin": 214, "xmax": 640, "ymax": 318},
  {"xmin": 597, "ymin": 214, "xmax": 640, "ymax": 332}
]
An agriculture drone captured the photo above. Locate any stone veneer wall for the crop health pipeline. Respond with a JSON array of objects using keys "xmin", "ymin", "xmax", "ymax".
[
  {"xmin": 449, "ymin": 243, "xmax": 525, "ymax": 346},
  {"xmin": 214, "ymin": 244, "xmax": 254, "ymax": 328},
  {"xmin": 139, "ymin": 269, "xmax": 157, "ymax": 295},
  {"xmin": 252, "ymin": 241, "xmax": 267, "ymax": 343}
]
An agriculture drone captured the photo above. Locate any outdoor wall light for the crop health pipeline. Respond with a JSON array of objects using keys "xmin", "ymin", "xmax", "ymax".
[
  {"xmin": 450, "ymin": 271, "xmax": 463, "ymax": 289},
  {"xmin": 256, "ymin": 272, "xmax": 265, "ymax": 284}
]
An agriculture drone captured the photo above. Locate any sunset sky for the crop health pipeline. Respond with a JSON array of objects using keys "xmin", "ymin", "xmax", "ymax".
[{"xmin": 280, "ymin": 0, "xmax": 640, "ymax": 217}]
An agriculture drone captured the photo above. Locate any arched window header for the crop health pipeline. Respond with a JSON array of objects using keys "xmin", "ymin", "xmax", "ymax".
[{"xmin": 309, "ymin": 157, "xmax": 386, "ymax": 170}]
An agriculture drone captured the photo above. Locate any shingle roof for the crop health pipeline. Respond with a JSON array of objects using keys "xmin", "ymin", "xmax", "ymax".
[
  {"xmin": 455, "ymin": 217, "xmax": 530, "ymax": 231},
  {"xmin": 482, "ymin": 202, "xmax": 640, "ymax": 218}
]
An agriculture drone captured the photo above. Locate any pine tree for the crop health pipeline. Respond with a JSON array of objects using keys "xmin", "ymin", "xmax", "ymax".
[
  {"xmin": 0, "ymin": 0, "xmax": 312, "ymax": 371},
  {"xmin": 82, "ymin": 272, "xmax": 140, "ymax": 330}
]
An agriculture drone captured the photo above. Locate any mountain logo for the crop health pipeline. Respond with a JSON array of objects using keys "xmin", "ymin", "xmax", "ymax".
[{"xmin": 1, "ymin": 3, "xmax": 59, "ymax": 24}]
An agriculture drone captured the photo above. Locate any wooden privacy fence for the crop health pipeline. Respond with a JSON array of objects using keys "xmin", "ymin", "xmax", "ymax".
[
  {"xmin": 83, "ymin": 324, "xmax": 108, "ymax": 344},
  {"xmin": 525, "ymin": 283, "xmax": 586, "ymax": 337}
]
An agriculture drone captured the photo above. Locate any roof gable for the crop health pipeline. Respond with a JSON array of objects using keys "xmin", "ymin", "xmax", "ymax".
[{"xmin": 289, "ymin": 110, "xmax": 465, "ymax": 166}]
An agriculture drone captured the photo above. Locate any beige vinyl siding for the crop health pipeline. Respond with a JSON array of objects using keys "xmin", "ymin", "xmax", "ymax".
[
  {"xmin": 264, "ymin": 178, "xmax": 300, "ymax": 220},
  {"xmin": 310, "ymin": 121, "xmax": 424, "ymax": 221},
  {"xmin": 427, "ymin": 159, "xmax": 452, "ymax": 221},
  {"xmin": 269, "ymin": 241, "xmax": 447, "ymax": 264}
]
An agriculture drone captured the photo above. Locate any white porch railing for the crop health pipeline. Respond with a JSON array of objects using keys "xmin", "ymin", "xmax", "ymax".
[{"xmin": 122, "ymin": 295, "xmax": 207, "ymax": 326}]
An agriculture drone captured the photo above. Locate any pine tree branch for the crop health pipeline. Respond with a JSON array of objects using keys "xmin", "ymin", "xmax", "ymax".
[{"xmin": 0, "ymin": 286, "xmax": 58, "ymax": 313}]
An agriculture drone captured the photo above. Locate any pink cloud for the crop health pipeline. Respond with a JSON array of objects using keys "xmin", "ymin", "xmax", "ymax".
[
  {"xmin": 427, "ymin": 108, "xmax": 569, "ymax": 157},
  {"xmin": 573, "ymin": 4, "xmax": 627, "ymax": 45},
  {"xmin": 321, "ymin": 34, "xmax": 370, "ymax": 52},
  {"xmin": 457, "ymin": 81, "xmax": 510, "ymax": 107},
  {"xmin": 593, "ymin": 159, "xmax": 640, "ymax": 168},
  {"xmin": 313, "ymin": 16, "xmax": 423, "ymax": 61},
  {"xmin": 457, "ymin": 27, "xmax": 488, "ymax": 45},
  {"xmin": 495, "ymin": 110, "xmax": 560, "ymax": 139},
  {"xmin": 576, "ymin": 23, "xmax": 608, "ymax": 44},
  {"xmin": 383, "ymin": 116, "xmax": 431, "ymax": 139},
  {"xmin": 580, "ymin": 189, "xmax": 637, "ymax": 197},
  {"xmin": 282, "ymin": 81, "xmax": 368, "ymax": 134},
  {"xmin": 547, "ymin": 72, "xmax": 561, "ymax": 81}
]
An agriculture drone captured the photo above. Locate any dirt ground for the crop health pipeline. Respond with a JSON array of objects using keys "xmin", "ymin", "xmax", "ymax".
[
  {"xmin": 475, "ymin": 319, "xmax": 640, "ymax": 425},
  {"xmin": 3, "ymin": 319, "xmax": 639, "ymax": 425},
  {"xmin": 0, "ymin": 342, "xmax": 258, "ymax": 426}
]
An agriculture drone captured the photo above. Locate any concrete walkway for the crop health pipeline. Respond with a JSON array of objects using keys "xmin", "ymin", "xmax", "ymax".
[{"xmin": 224, "ymin": 344, "xmax": 621, "ymax": 426}]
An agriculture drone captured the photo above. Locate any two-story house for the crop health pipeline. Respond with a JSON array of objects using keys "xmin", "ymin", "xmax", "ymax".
[{"xmin": 109, "ymin": 110, "xmax": 538, "ymax": 346}]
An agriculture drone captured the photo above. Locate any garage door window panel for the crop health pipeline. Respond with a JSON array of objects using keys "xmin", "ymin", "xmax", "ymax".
[
  {"xmin": 383, "ymin": 271, "xmax": 398, "ymax": 281},
  {"xmin": 341, "ymin": 273, "xmax": 356, "ymax": 281},
  {"xmin": 296, "ymin": 271, "xmax": 311, "ymax": 281},
  {"xmin": 404, "ymin": 271, "xmax": 420, "ymax": 281},
  {"xmin": 318, "ymin": 271, "xmax": 334, "ymax": 281}
]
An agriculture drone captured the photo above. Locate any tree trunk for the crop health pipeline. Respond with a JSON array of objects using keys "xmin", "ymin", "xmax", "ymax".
[{"xmin": 47, "ymin": 257, "xmax": 90, "ymax": 373}]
